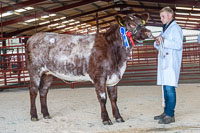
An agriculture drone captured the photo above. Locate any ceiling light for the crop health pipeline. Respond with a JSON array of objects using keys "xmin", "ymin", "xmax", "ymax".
[
  {"xmin": 60, "ymin": 17, "xmax": 66, "ymax": 20},
  {"xmin": 49, "ymin": 14, "xmax": 56, "ymax": 16},
  {"xmin": 188, "ymin": 18, "xmax": 200, "ymax": 21},
  {"xmin": 18, "ymin": 22, "xmax": 28, "ymax": 25},
  {"xmin": 69, "ymin": 19, "xmax": 75, "ymax": 22},
  {"xmin": 62, "ymin": 21, "xmax": 69, "ymax": 24},
  {"xmin": 53, "ymin": 18, "xmax": 60, "ymax": 21},
  {"xmin": 25, "ymin": 7, "xmax": 34, "ymax": 10},
  {"xmin": 15, "ymin": 9, "xmax": 26, "ymax": 13},
  {"xmin": 41, "ymin": 15, "xmax": 49, "ymax": 19},
  {"xmin": 25, "ymin": 18, "xmax": 39, "ymax": 23},
  {"xmin": 175, "ymin": 12, "xmax": 190, "ymax": 15},
  {"xmin": 175, "ymin": 17, "xmax": 187, "ymax": 20},
  {"xmin": 191, "ymin": 13, "xmax": 200, "ymax": 16},
  {"xmin": 176, "ymin": 7, "xmax": 192, "ymax": 10},
  {"xmin": 56, "ymin": 25, "xmax": 66, "ymax": 28},
  {"xmin": 176, "ymin": 20, "xmax": 187, "ymax": 23},
  {"xmin": 65, "ymin": 26, "xmax": 73, "ymax": 30},
  {"xmin": 193, "ymin": 8, "xmax": 200, "ymax": 11},
  {"xmin": 186, "ymin": 21, "xmax": 199, "ymax": 24},
  {"xmin": 39, "ymin": 21, "xmax": 50, "ymax": 25},
  {"xmin": 2, "ymin": 11, "xmax": 13, "ymax": 17},
  {"xmin": 49, "ymin": 23, "xmax": 59, "ymax": 27}
]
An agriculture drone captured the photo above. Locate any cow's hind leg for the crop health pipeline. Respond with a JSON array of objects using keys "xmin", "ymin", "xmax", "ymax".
[
  {"xmin": 94, "ymin": 83, "xmax": 112, "ymax": 125},
  {"xmin": 39, "ymin": 74, "xmax": 53, "ymax": 119},
  {"xmin": 29, "ymin": 77, "xmax": 40, "ymax": 121},
  {"xmin": 107, "ymin": 86, "xmax": 124, "ymax": 123}
]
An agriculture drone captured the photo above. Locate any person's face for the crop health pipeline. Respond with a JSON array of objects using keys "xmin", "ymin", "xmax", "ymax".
[{"xmin": 160, "ymin": 11, "xmax": 172, "ymax": 24}]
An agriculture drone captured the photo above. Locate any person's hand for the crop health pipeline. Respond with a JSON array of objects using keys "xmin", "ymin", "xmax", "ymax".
[{"xmin": 155, "ymin": 36, "xmax": 164, "ymax": 45}]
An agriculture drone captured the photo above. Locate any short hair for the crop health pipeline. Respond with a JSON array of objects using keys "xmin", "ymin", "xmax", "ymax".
[{"xmin": 160, "ymin": 7, "xmax": 174, "ymax": 18}]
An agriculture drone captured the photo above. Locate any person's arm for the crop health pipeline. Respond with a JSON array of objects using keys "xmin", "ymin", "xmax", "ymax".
[{"xmin": 164, "ymin": 26, "xmax": 183, "ymax": 50}]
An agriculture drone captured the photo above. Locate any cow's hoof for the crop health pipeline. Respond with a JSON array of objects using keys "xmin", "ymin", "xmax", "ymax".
[
  {"xmin": 44, "ymin": 115, "xmax": 51, "ymax": 119},
  {"xmin": 31, "ymin": 117, "xmax": 39, "ymax": 121},
  {"xmin": 102, "ymin": 120, "xmax": 113, "ymax": 125},
  {"xmin": 116, "ymin": 117, "xmax": 125, "ymax": 123}
]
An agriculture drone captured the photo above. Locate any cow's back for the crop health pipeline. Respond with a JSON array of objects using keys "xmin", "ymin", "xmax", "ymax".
[{"xmin": 26, "ymin": 32, "xmax": 95, "ymax": 81}]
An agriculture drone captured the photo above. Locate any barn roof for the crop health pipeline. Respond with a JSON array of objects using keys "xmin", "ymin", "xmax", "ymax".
[{"xmin": 0, "ymin": 0, "xmax": 200, "ymax": 37}]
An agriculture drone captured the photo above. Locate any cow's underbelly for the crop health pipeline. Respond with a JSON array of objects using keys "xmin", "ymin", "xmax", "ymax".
[
  {"xmin": 106, "ymin": 61, "xmax": 127, "ymax": 86},
  {"xmin": 45, "ymin": 69, "xmax": 93, "ymax": 82}
]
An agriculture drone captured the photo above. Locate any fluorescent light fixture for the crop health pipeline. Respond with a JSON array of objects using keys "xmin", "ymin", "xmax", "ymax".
[
  {"xmin": 15, "ymin": 9, "xmax": 26, "ymax": 12},
  {"xmin": 53, "ymin": 18, "xmax": 60, "ymax": 21},
  {"xmin": 62, "ymin": 21, "xmax": 69, "ymax": 24},
  {"xmin": 69, "ymin": 28, "xmax": 76, "ymax": 31},
  {"xmin": 49, "ymin": 23, "xmax": 59, "ymax": 27},
  {"xmin": 2, "ymin": 11, "xmax": 13, "ymax": 17},
  {"xmin": 191, "ymin": 13, "xmax": 200, "ymax": 16},
  {"xmin": 176, "ymin": 7, "xmax": 192, "ymax": 10},
  {"xmin": 81, "ymin": 23, "xmax": 86, "ymax": 25},
  {"xmin": 175, "ymin": 12, "xmax": 190, "ymax": 15},
  {"xmin": 65, "ymin": 26, "xmax": 73, "ymax": 30},
  {"xmin": 39, "ymin": 21, "xmax": 50, "ymax": 25},
  {"xmin": 41, "ymin": 15, "xmax": 49, "ymax": 19},
  {"xmin": 193, "ymin": 8, "xmax": 200, "ymax": 11},
  {"xmin": 25, "ymin": 7, "xmax": 34, "ymax": 10},
  {"xmin": 68, "ymin": 19, "xmax": 75, "ymax": 22},
  {"xmin": 188, "ymin": 18, "xmax": 200, "ymax": 21},
  {"xmin": 18, "ymin": 22, "xmax": 28, "ymax": 25},
  {"xmin": 186, "ymin": 21, "xmax": 199, "ymax": 24},
  {"xmin": 56, "ymin": 25, "xmax": 66, "ymax": 28},
  {"xmin": 176, "ymin": 20, "xmax": 187, "ymax": 23},
  {"xmin": 49, "ymin": 14, "xmax": 56, "ymax": 16},
  {"xmin": 25, "ymin": 18, "xmax": 39, "ymax": 23},
  {"xmin": 68, "ymin": 23, "xmax": 74, "ymax": 25},
  {"xmin": 74, "ymin": 21, "xmax": 80, "ymax": 24},
  {"xmin": 175, "ymin": 17, "xmax": 188, "ymax": 20},
  {"xmin": 60, "ymin": 17, "xmax": 66, "ymax": 20}
]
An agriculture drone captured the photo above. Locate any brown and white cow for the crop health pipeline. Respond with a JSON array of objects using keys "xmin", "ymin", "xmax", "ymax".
[{"xmin": 26, "ymin": 13, "xmax": 152, "ymax": 125}]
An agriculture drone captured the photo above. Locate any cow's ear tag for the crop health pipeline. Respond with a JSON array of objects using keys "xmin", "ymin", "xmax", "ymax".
[
  {"xmin": 115, "ymin": 16, "xmax": 124, "ymax": 26},
  {"xmin": 142, "ymin": 20, "xmax": 146, "ymax": 25}
]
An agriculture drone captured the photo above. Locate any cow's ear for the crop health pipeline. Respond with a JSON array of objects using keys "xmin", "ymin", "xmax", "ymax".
[
  {"xmin": 140, "ymin": 13, "xmax": 149, "ymax": 25},
  {"xmin": 115, "ymin": 15, "xmax": 124, "ymax": 27}
]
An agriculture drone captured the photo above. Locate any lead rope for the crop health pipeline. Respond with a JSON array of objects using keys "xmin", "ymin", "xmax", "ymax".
[{"xmin": 158, "ymin": 36, "xmax": 165, "ymax": 107}]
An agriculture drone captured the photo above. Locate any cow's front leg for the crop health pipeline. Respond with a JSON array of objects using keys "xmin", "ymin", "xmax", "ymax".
[
  {"xmin": 107, "ymin": 86, "xmax": 124, "ymax": 123},
  {"xmin": 94, "ymin": 79, "xmax": 112, "ymax": 125}
]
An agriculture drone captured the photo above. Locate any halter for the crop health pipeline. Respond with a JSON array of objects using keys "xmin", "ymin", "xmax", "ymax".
[{"xmin": 120, "ymin": 23, "xmax": 145, "ymax": 48}]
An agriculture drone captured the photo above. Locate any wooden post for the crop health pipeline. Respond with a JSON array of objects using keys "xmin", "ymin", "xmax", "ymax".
[{"xmin": 96, "ymin": 12, "xmax": 99, "ymax": 34}]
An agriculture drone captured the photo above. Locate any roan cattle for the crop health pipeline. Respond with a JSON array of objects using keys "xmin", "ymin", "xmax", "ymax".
[{"xmin": 26, "ymin": 13, "xmax": 152, "ymax": 125}]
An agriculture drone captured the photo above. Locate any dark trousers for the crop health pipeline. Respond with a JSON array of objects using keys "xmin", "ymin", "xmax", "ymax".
[{"xmin": 163, "ymin": 85, "xmax": 176, "ymax": 117}]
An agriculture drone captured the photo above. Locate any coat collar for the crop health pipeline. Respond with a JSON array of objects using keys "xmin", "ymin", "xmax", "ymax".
[{"xmin": 162, "ymin": 19, "xmax": 175, "ymax": 33}]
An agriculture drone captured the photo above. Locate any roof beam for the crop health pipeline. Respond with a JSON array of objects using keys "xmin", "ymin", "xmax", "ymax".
[
  {"xmin": 135, "ymin": 0, "xmax": 200, "ymax": 6},
  {"xmin": 5, "ymin": 4, "xmax": 115, "ymax": 37},
  {"xmin": 0, "ymin": 0, "xmax": 46, "ymax": 13},
  {"xmin": 2, "ymin": 0, "xmax": 99, "ymax": 27}
]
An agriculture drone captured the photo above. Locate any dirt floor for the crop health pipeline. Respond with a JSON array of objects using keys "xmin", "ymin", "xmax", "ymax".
[{"xmin": 0, "ymin": 84, "xmax": 200, "ymax": 133}]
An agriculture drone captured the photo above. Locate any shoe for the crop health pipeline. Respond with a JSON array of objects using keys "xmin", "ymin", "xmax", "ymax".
[
  {"xmin": 154, "ymin": 112, "xmax": 166, "ymax": 120},
  {"xmin": 158, "ymin": 115, "xmax": 175, "ymax": 124}
]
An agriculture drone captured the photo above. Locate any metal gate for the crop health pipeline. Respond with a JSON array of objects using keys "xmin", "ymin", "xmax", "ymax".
[{"xmin": 0, "ymin": 36, "xmax": 200, "ymax": 90}]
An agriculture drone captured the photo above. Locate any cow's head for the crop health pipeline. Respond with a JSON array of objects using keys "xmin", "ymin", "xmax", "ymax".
[{"xmin": 116, "ymin": 13, "xmax": 152, "ymax": 43}]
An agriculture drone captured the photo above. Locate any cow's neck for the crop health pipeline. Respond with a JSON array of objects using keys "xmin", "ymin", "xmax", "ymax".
[
  {"xmin": 104, "ymin": 24, "xmax": 130, "ymax": 69},
  {"xmin": 105, "ymin": 24, "xmax": 130, "ymax": 58}
]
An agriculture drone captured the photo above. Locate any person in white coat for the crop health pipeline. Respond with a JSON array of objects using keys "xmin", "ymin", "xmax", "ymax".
[{"xmin": 153, "ymin": 7, "xmax": 183, "ymax": 124}]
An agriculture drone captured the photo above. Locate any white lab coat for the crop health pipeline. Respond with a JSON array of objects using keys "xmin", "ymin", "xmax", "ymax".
[{"xmin": 154, "ymin": 21, "xmax": 183, "ymax": 87}]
